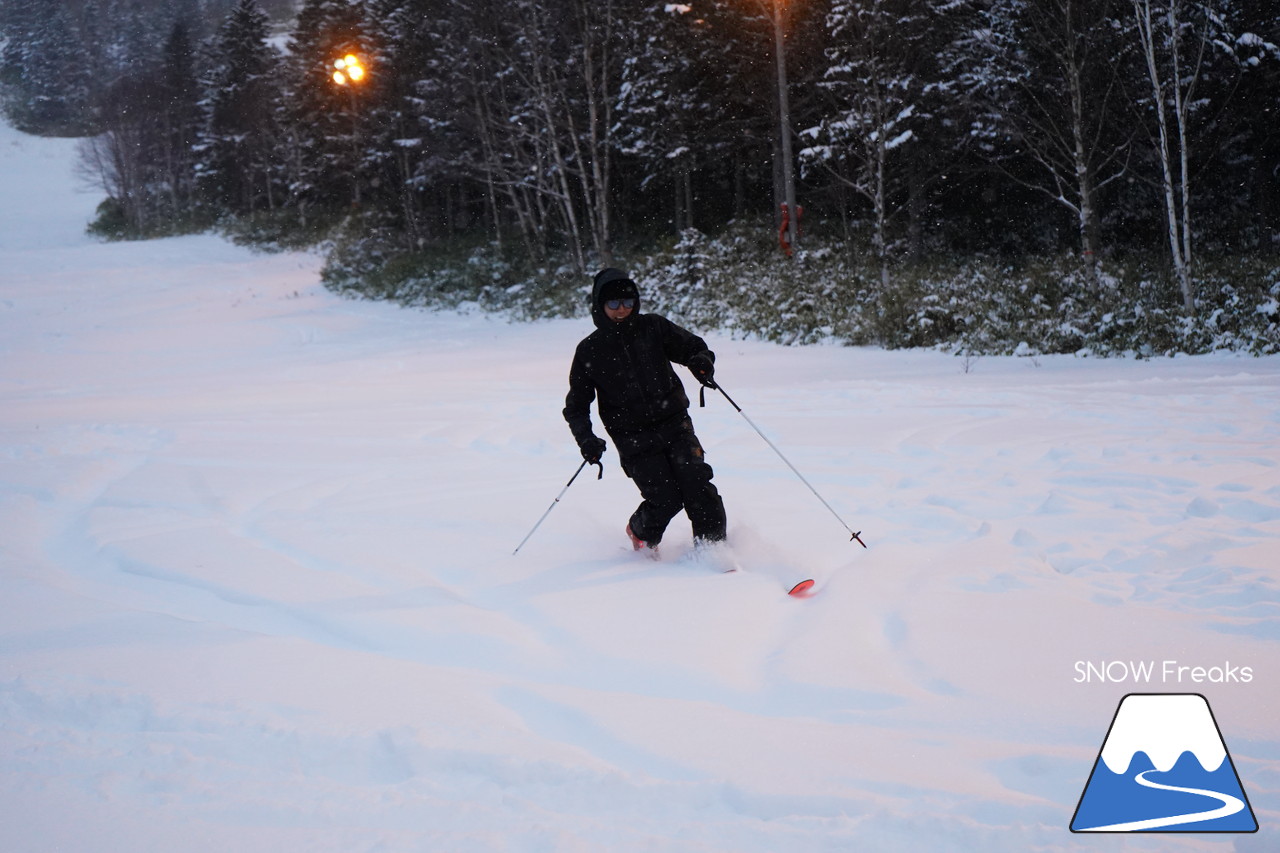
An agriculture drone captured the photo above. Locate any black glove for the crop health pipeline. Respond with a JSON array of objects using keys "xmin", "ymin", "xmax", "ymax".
[
  {"xmin": 578, "ymin": 435, "xmax": 606, "ymax": 464},
  {"xmin": 688, "ymin": 352, "xmax": 716, "ymax": 388}
]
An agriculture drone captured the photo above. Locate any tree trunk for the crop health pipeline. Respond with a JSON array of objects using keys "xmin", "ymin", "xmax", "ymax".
[
  {"xmin": 1064, "ymin": 2, "xmax": 1101, "ymax": 286},
  {"xmin": 574, "ymin": 0, "xmax": 614, "ymax": 267},
  {"xmin": 772, "ymin": 0, "xmax": 798, "ymax": 253},
  {"xmin": 1134, "ymin": 0, "xmax": 1194, "ymax": 314},
  {"xmin": 873, "ymin": 130, "xmax": 890, "ymax": 292}
]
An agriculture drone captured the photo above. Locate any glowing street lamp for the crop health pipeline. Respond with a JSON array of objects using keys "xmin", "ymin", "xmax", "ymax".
[
  {"xmin": 329, "ymin": 47, "xmax": 369, "ymax": 206},
  {"xmin": 332, "ymin": 53, "xmax": 366, "ymax": 86}
]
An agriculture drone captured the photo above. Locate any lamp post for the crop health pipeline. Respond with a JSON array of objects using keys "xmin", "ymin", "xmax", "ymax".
[
  {"xmin": 330, "ymin": 48, "xmax": 367, "ymax": 206},
  {"xmin": 770, "ymin": 0, "xmax": 798, "ymax": 255}
]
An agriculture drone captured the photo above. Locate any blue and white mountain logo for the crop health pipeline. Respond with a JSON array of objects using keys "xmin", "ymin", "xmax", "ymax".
[{"xmin": 1071, "ymin": 693, "xmax": 1258, "ymax": 833}]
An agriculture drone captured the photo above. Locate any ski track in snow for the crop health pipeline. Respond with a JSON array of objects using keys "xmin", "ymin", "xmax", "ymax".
[{"xmin": 2, "ymin": 120, "xmax": 1279, "ymax": 851}]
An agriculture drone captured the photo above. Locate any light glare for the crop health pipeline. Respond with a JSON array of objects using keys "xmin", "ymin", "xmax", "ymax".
[{"xmin": 330, "ymin": 50, "xmax": 367, "ymax": 86}]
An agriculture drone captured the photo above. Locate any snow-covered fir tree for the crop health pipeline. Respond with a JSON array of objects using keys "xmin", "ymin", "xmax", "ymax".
[
  {"xmin": 0, "ymin": 0, "xmax": 93, "ymax": 133},
  {"xmin": 801, "ymin": 0, "xmax": 967, "ymax": 290},
  {"xmin": 1217, "ymin": 1, "xmax": 1280, "ymax": 249},
  {"xmin": 618, "ymin": 2, "xmax": 735, "ymax": 234},
  {"xmin": 155, "ymin": 21, "xmax": 202, "ymax": 218},
  {"xmin": 283, "ymin": 0, "xmax": 370, "ymax": 215},
  {"xmin": 197, "ymin": 0, "xmax": 283, "ymax": 216}
]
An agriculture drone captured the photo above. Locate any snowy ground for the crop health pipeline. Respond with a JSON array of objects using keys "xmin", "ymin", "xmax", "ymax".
[{"xmin": 1, "ymin": 119, "xmax": 1278, "ymax": 852}]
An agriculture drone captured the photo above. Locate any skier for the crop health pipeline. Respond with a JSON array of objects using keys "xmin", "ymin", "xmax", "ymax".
[{"xmin": 563, "ymin": 267, "xmax": 727, "ymax": 553}]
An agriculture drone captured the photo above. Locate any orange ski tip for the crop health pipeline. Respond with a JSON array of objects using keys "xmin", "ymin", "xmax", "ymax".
[{"xmin": 788, "ymin": 579, "xmax": 816, "ymax": 597}]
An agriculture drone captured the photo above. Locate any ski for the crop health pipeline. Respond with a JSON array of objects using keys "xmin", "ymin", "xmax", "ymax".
[
  {"xmin": 722, "ymin": 554, "xmax": 816, "ymax": 598},
  {"xmin": 726, "ymin": 567, "xmax": 816, "ymax": 597},
  {"xmin": 787, "ymin": 578, "xmax": 817, "ymax": 598},
  {"xmin": 625, "ymin": 532, "xmax": 816, "ymax": 597}
]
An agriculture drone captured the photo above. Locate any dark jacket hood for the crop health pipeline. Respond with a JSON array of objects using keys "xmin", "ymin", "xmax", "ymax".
[{"xmin": 590, "ymin": 268, "xmax": 642, "ymax": 331}]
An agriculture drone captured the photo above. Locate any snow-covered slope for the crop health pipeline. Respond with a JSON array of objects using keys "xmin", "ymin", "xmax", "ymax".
[{"xmin": 1, "ymin": 119, "xmax": 1277, "ymax": 851}]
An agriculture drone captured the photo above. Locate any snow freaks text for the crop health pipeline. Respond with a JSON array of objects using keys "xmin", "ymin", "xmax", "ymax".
[{"xmin": 1074, "ymin": 661, "xmax": 1254, "ymax": 684}]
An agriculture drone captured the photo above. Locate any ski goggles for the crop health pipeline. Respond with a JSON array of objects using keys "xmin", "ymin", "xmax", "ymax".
[{"xmin": 605, "ymin": 298, "xmax": 636, "ymax": 310}]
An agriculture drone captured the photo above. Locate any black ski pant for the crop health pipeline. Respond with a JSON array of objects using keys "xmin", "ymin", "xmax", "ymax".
[{"xmin": 617, "ymin": 418, "xmax": 726, "ymax": 546}]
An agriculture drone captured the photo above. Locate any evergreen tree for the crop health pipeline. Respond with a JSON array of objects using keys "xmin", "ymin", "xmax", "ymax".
[
  {"xmin": 616, "ymin": 1, "xmax": 789, "ymax": 236},
  {"xmin": 1, "ymin": 0, "xmax": 93, "ymax": 133},
  {"xmin": 198, "ymin": 0, "xmax": 283, "ymax": 215},
  {"xmin": 360, "ymin": 0, "xmax": 465, "ymax": 248},
  {"xmin": 802, "ymin": 0, "xmax": 967, "ymax": 287},
  {"xmin": 618, "ymin": 3, "xmax": 732, "ymax": 234},
  {"xmin": 105, "ymin": 0, "xmax": 165, "ymax": 78},
  {"xmin": 156, "ymin": 21, "xmax": 202, "ymax": 218},
  {"xmin": 1182, "ymin": 0, "xmax": 1280, "ymax": 251},
  {"xmin": 282, "ymin": 0, "xmax": 370, "ymax": 215}
]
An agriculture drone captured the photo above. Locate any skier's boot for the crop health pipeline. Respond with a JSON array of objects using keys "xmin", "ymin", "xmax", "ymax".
[{"xmin": 626, "ymin": 524, "xmax": 658, "ymax": 558}]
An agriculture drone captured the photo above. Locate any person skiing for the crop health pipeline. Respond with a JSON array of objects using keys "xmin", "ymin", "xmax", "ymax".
[{"xmin": 563, "ymin": 267, "xmax": 727, "ymax": 553}]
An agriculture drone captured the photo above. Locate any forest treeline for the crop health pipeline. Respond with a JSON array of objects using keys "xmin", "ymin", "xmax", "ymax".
[{"xmin": 2, "ymin": 0, "xmax": 1278, "ymax": 354}]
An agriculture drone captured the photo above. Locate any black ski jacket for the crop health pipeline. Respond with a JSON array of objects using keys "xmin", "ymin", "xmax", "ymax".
[{"xmin": 563, "ymin": 272, "xmax": 714, "ymax": 458}]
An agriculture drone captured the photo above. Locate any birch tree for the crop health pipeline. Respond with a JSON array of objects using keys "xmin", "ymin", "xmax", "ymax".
[
  {"xmin": 1128, "ymin": 0, "xmax": 1238, "ymax": 313},
  {"xmin": 962, "ymin": 0, "xmax": 1132, "ymax": 285},
  {"xmin": 567, "ymin": 0, "xmax": 619, "ymax": 267},
  {"xmin": 446, "ymin": 0, "xmax": 630, "ymax": 271}
]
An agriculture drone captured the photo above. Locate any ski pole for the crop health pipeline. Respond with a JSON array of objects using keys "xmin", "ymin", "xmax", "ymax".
[
  {"xmin": 513, "ymin": 458, "xmax": 603, "ymax": 555},
  {"xmin": 705, "ymin": 381, "xmax": 867, "ymax": 548}
]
